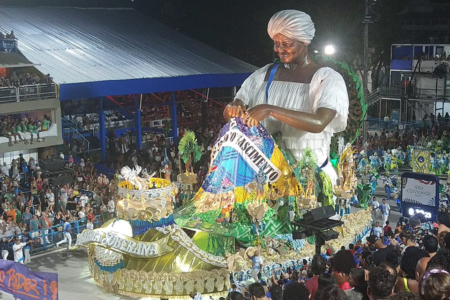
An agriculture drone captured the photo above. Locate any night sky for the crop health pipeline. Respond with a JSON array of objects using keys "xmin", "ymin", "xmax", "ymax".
[{"xmin": 0, "ymin": 0, "xmax": 409, "ymax": 66}]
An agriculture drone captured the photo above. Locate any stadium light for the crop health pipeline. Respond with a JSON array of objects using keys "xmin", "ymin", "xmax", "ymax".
[{"xmin": 324, "ymin": 45, "xmax": 336, "ymax": 55}]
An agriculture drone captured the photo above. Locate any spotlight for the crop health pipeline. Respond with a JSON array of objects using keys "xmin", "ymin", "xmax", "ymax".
[{"xmin": 324, "ymin": 45, "xmax": 335, "ymax": 55}]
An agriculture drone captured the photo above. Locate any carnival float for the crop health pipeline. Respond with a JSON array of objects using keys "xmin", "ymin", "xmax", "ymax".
[
  {"xmin": 74, "ymin": 53, "xmax": 373, "ymax": 298},
  {"xmin": 75, "ymin": 116, "xmax": 372, "ymax": 299}
]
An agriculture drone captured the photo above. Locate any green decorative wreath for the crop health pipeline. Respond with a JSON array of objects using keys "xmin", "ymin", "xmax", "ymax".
[{"xmin": 315, "ymin": 55, "xmax": 367, "ymax": 153}]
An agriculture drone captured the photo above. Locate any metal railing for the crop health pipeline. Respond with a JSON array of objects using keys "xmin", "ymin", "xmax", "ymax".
[
  {"xmin": 0, "ymin": 86, "xmax": 18, "ymax": 103},
  {"xmin": 0, "ymin": 83, "xmax": 57, "ymax": 103},
  {"xmin": 63, "ymin": 127, "xmax": 92, "ymax": 152},
  {"xmin": 365, "ymin": 117, "xmax": 427, "ymax": 131},
  {"xmin": 367, "ymin": 88, "xmax": 381, "ymax": 106},
  {"xmin": 380, "ymin": 85, "xmax": 402, "ymax": 98},
  {"xmin": 2, "ymin": 213, "xmax": 111, "ymax": 255},
  {"xmin": 380, "ymin": 85, "xmax": 449, "ymax": 100},
  {"xmin": 62, "ymin": 116, "xmax": 79, "ymax": 131}
]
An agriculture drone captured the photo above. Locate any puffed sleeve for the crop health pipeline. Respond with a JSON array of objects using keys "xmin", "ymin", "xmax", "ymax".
[
  {"xmin": 235, "ymin": 64, "xmax": 272, "ymax": 107},
  {"xmin": 312, "ymin": 68, "xmax": 349, "ymax": 134}
]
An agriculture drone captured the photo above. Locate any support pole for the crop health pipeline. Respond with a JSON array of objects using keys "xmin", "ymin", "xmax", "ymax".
[
  {"xmin": 362, "ymin": 0, "xmax": 369, "ymax": 144},
  {"xmin": 202, "ymin": 88, "xmax": 208, "ymax": 130},
  {"xmin": 171, "ymin": 92, "xmax": 178, "ymax": 145},
  {"xmin": 315, "ymin": 235, "xmax": 322, "ymax": 256},
  {"xmin": 99, "ymin": 97, "xmax": 106, "ymax": 162},
  {"xmin": 135, "ymin": 94, "xmax": 142, "ymax": 150}
]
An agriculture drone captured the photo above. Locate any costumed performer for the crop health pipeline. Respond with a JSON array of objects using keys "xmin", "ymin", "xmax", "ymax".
[{"xmin": 224, "ymin": 10, "xmax": 349, "ymax": 187}]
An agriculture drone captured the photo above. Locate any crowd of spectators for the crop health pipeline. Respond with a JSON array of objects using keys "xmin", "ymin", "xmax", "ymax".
[
  {"xmin": 226, "ymin": 212, "xmax": 450, "ymax": 300},
  {"xmin": 0, "ymin": 113, "xmax": 52, "ymax": 146},
  {"xmin": 0, "ymin": 71, "xmax": 53, "ymax": 88},
  {"xmin": 64, "ymin": 111, "xmax": 131, "ymax": 132},
  {"xmin": 356, "ymin": 112, "xmax": 450, "ymax": 153},
  {"xmin": 0, "ymin": 151, "xmax": 116, "ymax": 263}
]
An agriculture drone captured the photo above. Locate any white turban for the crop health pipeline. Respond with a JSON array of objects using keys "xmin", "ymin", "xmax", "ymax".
[{"xmin": 267, "ymin": 10, "xmax": 315, "ymax": 45}]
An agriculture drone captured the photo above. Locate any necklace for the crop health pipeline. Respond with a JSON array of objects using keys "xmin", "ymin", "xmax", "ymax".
[
  {"xmin": 284, "ymin": 56, "xmax": 311, "ymax": 70},
  {"xmin": 284, "ymin": 63, "xmax": 298, "ymax": 70}
]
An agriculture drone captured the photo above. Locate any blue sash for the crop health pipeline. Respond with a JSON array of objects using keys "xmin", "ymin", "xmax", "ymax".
[{"xmin": 265, "ymin": 64, "xmax": 281, "ymax": 103}]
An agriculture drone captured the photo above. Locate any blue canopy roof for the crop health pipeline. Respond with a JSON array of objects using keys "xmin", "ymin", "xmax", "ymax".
[{"xmin": 0, "ymin": 7, "xmax": 257, "ymax": 100}]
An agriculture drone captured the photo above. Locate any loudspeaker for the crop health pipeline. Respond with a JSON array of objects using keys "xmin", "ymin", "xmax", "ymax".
[
  {"xmin": 293, "ymin": 230, "xmax": 313, "ymax": 240},
  {"xmin": 303, "ymin": 206, "xmax": 336, "ymax": 224},
  {"xmin": 323, "ymin": 205, "xmax": 335, "ymax": 218},
  {"xmin": 318, "ymin": 230, "xmax": 339, "ymax": 241},
  {"xmin": 39, "ymin": 158, "xmax": 66, "ymax": 171},
  {"xmin": 317, "ymin": 230, "xmax": 340, "ymax": 245},
  {"xmin": 303, "ymin": 208, "xmax": 326, "ymax": 224}
]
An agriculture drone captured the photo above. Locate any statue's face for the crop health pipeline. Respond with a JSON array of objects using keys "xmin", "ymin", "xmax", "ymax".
[{"xmin": 272, "ymin": 33, "xmax": 306, "ymax": 64}]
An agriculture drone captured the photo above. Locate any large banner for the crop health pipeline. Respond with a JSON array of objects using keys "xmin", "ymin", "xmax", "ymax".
[
  {"xmin": 0, "ymin": 260, "xmax": 58, "ymax": 300},
  {"xmin": 194, "ymin": 118, "xmax": 294, "ymax": 213}
]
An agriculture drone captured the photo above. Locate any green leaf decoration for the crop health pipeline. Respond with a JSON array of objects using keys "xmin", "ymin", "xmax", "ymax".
[{"xmin": 178, "ymin": 130, "xmax": 203, "ymax": 164}]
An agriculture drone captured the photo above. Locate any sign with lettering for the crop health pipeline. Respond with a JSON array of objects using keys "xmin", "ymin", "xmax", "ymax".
[
  {"xmin": 210, "ymin": 118, "xmax": 282, "ymax": 184},
  {"xmin": 211, "ymin": 129, "xmax": 281, "ymax": 183},
  {"xmin": 193, "ymin": 117, "xmax": 297, "ymax": 213},
  {"xmin": 75, "ymin": 230, "xmax": 173, "ymax": 258},
  {"xmin": 0, "ymin": 260, "xmax": 58, "ymax": 300},
  {"xmin": 401, "ymin": 172, "xmax": 439, "ymax": 221},
  {"xmin": 402, "ymin": 177, "xmax": 437, "ymax": 206}
]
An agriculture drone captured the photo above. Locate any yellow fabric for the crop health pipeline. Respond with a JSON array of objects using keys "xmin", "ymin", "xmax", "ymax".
[{"xmin": 403, "ymin": 276, "xmax": 411, "ymax": 293}]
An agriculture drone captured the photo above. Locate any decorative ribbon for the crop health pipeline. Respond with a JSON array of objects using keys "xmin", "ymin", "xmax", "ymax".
[
  {"xmin": 130, "ymin": 215, "xmax": 175, "ymax": 236},
  {"xmin": 76, "ymin": 230, "xmax": 174, "ymax": 258}
]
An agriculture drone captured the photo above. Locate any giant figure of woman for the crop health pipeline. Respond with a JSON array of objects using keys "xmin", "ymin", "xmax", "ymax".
[{"xmin": 224, "ymin": 10, "xmax": 349, "ymax": 186}]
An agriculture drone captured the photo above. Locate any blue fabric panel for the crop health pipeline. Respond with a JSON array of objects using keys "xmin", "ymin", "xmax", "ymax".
[{"xmin": 59, "ymin": 73, "xmax": 252, "ymax": 100}]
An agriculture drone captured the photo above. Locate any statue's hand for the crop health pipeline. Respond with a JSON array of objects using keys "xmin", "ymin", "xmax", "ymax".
[
  {"xmin": 224, "ymin": 100, "xmax": 246, "ymax": 120},
  {"xmin": 245, "ymin": 104, "xmax": 272, "ymax": 127}
]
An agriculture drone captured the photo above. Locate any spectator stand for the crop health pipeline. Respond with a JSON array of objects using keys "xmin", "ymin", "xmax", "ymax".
[
  {"xmin": 0, "ymin": 34, "xmax": 55, "ymax": 103},
  {"xmin": 0, "ymin": 109, "xmax": 60, "ymax": 151}
]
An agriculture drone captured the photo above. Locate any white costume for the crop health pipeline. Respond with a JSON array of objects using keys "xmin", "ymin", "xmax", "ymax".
[
  {"xmin": 12, "ymin": 242, "xmax": 26, "ymax": 263},
  {"xmin": 236, "ymin": 65, "xmax": 349, "ymax": 185},
  {"xmin": 236, "ymin": 10, "xmax": 348, "ymax": 185}
]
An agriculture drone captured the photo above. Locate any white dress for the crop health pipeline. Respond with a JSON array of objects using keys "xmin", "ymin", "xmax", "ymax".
[{"xmin": 235, "ymin": 64, "xmax": 349, "ymax": 185}]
